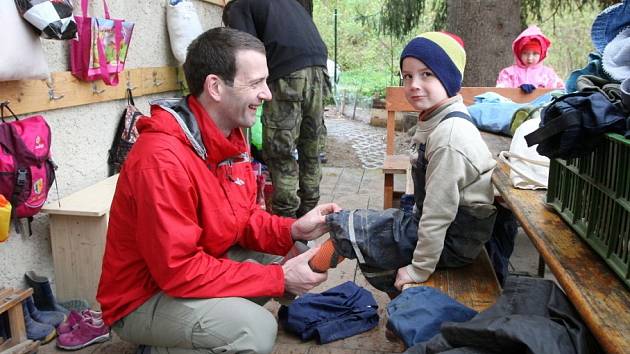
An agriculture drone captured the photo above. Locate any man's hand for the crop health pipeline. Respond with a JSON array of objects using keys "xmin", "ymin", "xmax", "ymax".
[
  {"xmin": 519, "ymin": 83, "xmax": 536, "ymax": 94},
  {"xmin": 394, "ymin": 266, "xmax": 415, "ymax": 291},
  {"xmin": 291, "ymin": 203, "xmax": 341, "ymax": 241},
  {"xmin": 282, "ymin": 246, "xmax": 328, "ymax": 295}
]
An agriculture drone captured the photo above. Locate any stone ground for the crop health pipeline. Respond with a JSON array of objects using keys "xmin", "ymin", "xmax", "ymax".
[{"xmin": 34, "ymin": 109, "xmax": 548, "ymax": 354}]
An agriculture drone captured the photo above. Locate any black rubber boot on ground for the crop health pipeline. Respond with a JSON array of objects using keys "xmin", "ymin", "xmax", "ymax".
[
  {"xmin": 22, "ymin": 302, "xmax": 56, "ymax": 344},
  {"xmin": 24, "ymin": 270, "xmax": 69, "ymax": 314}
]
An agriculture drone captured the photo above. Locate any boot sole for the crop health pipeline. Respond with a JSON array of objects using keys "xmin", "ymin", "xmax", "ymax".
[{"xmin": 56, "ymin": 332, "xmax": 111, "ymax": 351}]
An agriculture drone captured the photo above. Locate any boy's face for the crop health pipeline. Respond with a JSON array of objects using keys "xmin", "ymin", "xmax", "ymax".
[
  {"xmin": 401, "ymin": 57, "xmax": 449, "ymax": 112},
  {"xmin": 520, "ymin": 49, "xmax": 541, "ymax": 66}
]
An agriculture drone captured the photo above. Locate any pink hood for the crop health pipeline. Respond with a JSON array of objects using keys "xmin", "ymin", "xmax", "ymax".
[
  {"xmin": 512, "ymin": 25, "xmax": 551, "ymax": 68},
  {"xmin": 496, "ymin": 25, "xmax": 564, "ymax": 89}
]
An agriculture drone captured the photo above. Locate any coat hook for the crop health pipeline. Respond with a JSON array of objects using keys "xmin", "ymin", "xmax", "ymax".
[
  {"xmin": 126, "ymin": 71, "xmax": 137, "ymax": 91},
  {"xmin": 45, "ymin": 77, "xmax": 65, "ymax": 101},
  {"xmin": 92, "ymin": 82, "xmax": 106, "ymax": 95},
  {"xmin": 152, "ymin": 71, "xmax": 164, "ymax": 87}
]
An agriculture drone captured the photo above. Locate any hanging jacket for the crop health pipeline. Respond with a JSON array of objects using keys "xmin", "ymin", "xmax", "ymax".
[
  {"xmin": 97, "ymin": 95, "xmax": 295, "ymax": 326},
  {"xmin": 496, "ymin": 25, "xmax": 565, "ymax": 89}
]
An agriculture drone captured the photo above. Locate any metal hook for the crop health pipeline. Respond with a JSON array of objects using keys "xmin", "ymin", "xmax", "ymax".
[
  {"xmin": 45, "ymin": 77, "xmax": 65, "ymax": 101},
  {"xmin": 92, "ymin": 82, "xmax": 106, "ymax": 95},
  {"xmin": 152, "ymin": 71, "xmax": 164, "ymax": 87},
  {"xmin": 126, "ymin": 71, "xmax": 137, "ymax": 91}
]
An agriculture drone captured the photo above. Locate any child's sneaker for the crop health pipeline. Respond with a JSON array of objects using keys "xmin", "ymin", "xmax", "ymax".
[
  {"xmin": 56, "ymin": 317, "xmax": 110, "ymax": 350},
  {"xmin": 57, "ymin": 309, "xmax": 102, "ymax": 335}
]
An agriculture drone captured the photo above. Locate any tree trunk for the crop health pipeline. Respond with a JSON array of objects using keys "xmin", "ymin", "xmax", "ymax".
[
  {"xmin": 295, "ymin": 0, "xmax": 313, "ymax": 17},
  {"xmin": 446, "ymin": 0, "xmax": 523, "ymax": 87}
]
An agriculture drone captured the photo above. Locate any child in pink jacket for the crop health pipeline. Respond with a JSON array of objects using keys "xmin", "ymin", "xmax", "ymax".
[{"xmin": 496, "ymin": 25, "xmax": 565, "ymax": 93}]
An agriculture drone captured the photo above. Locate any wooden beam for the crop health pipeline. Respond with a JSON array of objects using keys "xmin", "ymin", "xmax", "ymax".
[{"xmin": 0, "ymin": 67, "xmax": 182, "ymax": 116}]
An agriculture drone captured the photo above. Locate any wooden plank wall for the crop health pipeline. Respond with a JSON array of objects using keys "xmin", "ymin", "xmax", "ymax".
[{"xmin": 0, "ymin": 67, "xmax": 181, "ymax": 116}]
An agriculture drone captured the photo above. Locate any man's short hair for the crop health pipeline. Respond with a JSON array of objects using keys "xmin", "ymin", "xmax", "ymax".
[{"xmin": 183, "ymin": 27, "xmax": 265, "ymax": 97}]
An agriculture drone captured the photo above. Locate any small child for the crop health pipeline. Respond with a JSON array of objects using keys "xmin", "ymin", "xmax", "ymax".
[
  {"xmin": 395, "ymin": 32, "xmax": 498, "ymax": 289},
  {"xmin": 496, "ymin": 25, "xmax": 565, "ymax": 93}
]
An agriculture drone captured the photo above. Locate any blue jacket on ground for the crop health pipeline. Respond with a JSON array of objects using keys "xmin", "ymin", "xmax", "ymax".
[{"xmin": 278, "ymin": 281, "xmax": 379, "ymax": 344}]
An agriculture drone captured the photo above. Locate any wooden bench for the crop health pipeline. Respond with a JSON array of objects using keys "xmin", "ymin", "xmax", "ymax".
[
  {"xmin": 493, "ymin": 161, "xmax": 630, "ymax": 354},
  {"xmin": 41, "ymin": 174, "xmax": 119, "ymax": 308},
  {"xmin": 383, "ymin": 86, "xmax": 553, "ymax": 209},
  {"xmin": 0, "ymin": 288, "xmax": 39, "ymax": 354}
]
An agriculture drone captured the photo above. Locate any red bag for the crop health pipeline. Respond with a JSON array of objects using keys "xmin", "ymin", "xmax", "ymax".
[{"xmin": 70, "ymin": 0, "xmax": 134, "ymax": 86}]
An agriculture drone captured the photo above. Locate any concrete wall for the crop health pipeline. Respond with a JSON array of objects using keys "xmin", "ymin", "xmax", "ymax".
[{"xmin": 0, "ymin": 0, "xmax": 222, "ymax": 291}]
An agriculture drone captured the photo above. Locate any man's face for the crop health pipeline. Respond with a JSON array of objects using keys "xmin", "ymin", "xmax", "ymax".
[{"xmin": 219, "ymin": 50, "xmax": 272, "ymax": 130}]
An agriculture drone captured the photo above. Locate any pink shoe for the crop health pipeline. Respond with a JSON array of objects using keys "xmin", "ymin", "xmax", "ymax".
[
  {"xmin": 57, "ymin": 309, "xmax": 102, "ymax": 334},
  {"xmin": 56, "ymin": 317, "xmax": 110, "ymax": 350}
]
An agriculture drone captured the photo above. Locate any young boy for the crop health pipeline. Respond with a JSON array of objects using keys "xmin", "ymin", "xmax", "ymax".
[
  {"xmin": 496, "ymin": 25, "xmax": 565, "ymax": 92},
  {"xmin": 394, "ymin": 32, "xmax": 498, "ymax": 290}
]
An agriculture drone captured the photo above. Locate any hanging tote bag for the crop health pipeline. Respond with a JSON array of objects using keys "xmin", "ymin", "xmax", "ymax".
[
  {"xmin": 70, "ymin": 0, "xmax": 134, "ymax": 86},
  {"xmin": 0, "ymin": 0, "xmax": 50, "ymax": 81}
]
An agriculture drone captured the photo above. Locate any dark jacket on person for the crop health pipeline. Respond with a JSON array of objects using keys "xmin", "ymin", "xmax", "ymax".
[{"xmin": 224, "ymin": 0, "xmax": 328, "ymax": 82}]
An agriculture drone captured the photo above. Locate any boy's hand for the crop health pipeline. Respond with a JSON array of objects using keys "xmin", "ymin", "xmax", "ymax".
[
  {"xmin": 282, "ymin": 246, "xmax": 328, "ymax": 295},
  {"xmin": 519, "ymin": 83, "xmax": 536, "ymax": 94},
  {"xmin": 394, "ymin": 266, "xmax": 415, "ymax": 290},
  {"xmin": 291, "ymin": 203, "xmax": 342, "ymax": 241}
]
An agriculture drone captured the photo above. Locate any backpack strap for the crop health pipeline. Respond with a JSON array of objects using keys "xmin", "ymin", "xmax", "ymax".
[
  {"xmin": 441, "ymin": 110, "xmax": 472, "ymax": 123},
  {"xmin": 524, "ymin": 111, "xmax": 581, "ymax": 147}
]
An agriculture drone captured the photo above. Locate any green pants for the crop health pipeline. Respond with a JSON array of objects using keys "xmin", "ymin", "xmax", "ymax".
[
  {"xmin": 263, "ymin": 66, "xmax": 330, "ymax": 218},
  {"xmin": 112, "ymin": 247, "xmax": 283, "ymax": 354}
]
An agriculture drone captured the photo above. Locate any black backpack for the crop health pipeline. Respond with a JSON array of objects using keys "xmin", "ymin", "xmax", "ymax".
[
  {"xmin": 108, "ymin": 89, "xmax": 142, "ymax": 176},
  {"xmin": 524, "ymin": 90, "xmax": 629, "ymax": 159}
]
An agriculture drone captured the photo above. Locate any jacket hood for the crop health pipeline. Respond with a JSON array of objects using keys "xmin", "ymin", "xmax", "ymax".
[
  {"xmin": 136, "ymin": 96, "xmax": 246, "ymax": 167},
  {"xmin": 512, "ymin": 25, "xmax": 551, "ymax": 68}
]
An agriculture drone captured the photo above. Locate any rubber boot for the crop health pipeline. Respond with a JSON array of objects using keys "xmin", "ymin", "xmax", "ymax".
[
  {"xmin": 22, "ymin": 302, "xmax": 56, "ymax": 344},
  {"xmin": 0, "ymin": 313, "xmax": 9, "ymax": 340},
  {"xmin": 25, "ymin": 296, "xmax": 65, "ymax": 327},
  {"xmin": 24, "ymin": 270, "xmax": 69, "ymax": 314}
]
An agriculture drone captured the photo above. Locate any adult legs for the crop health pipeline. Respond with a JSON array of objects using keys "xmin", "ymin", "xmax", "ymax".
[
  {"xmin": 296, "ymin": 67, "xmax": 327, "ymax": 217},
  {"xmin": 113, "ymin": 247, "xmax": 282, "ymax": 354},
  {"xmin": 112, "ymin": 293, "xmax": 277, "ymax": 354},
  {"xmin": 263, "ymin": 70, "xmax": 305, "ymax": 218}
]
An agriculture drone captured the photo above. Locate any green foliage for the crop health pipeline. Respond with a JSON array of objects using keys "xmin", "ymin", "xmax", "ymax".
[
  {"xmin": 314, "ymin": 0, "xmax": 432, "ymax": 97},
  {"xmin": 534, "ymin": 4, "xmax": 600, "ymax": 80},
  {"xmin": 313, "ymin": 0, "xmax": 606, "ymax": 98}
]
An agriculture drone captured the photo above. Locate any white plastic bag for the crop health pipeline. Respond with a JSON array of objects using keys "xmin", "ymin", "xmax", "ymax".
[
  {"xmin": 166, "ymin": 0, "xmax": 203, "ymax": 65},
  {"xmin": 0, "ymin": 1, "xmax": 50, "ymax": 81},
  {"xmin": 499, "ymin": 117, "xmax": 550, "ymax": 189}
]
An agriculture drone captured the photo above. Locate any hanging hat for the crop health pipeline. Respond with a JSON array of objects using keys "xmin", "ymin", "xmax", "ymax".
[
  {"xmin": 602, "ymin": 27, "xmax": 630, "ymax": 81},
  {"xmin": 400, "ymin": 31, "xmax": 466, "ymax": 97},
  {"xmin": 591, "ymin": 0, "xmax": 630, "ymax": 53}
]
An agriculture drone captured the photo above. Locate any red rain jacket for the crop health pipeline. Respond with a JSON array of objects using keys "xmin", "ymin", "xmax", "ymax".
[{"xmin": 97, "ymin": 96, "xmax": 295, "ymax": 325}]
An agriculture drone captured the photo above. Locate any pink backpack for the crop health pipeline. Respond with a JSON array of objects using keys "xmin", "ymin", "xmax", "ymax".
[{"xmin": 0, "ymin": 103, "xmax": 55, "ymax": 220}]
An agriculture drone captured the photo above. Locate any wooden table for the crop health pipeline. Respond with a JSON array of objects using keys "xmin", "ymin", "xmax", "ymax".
[{"xmin": 493, "ymin": 160, "xmax": 630, "ymax": 354}]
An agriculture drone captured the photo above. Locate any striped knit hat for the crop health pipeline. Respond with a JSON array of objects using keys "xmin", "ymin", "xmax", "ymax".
[{"xmin": 400, "ymin": 32, "xmax": 466, "ymax": 97}]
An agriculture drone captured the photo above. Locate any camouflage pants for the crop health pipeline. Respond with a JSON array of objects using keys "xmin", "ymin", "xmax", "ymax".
[{"xmin": 263, "ymin": 66, "xmax": 330, "ymax": 218}]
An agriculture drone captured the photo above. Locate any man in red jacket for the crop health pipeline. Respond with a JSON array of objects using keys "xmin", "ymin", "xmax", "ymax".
[{"xmin": 97, "ymin": 27, "xmax": 340, "ymax": 354}]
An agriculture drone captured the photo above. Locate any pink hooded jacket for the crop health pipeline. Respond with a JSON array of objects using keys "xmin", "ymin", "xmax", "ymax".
[{"xmin": 496, "ymin": 25, "xmax": 565, "ymax": 88}]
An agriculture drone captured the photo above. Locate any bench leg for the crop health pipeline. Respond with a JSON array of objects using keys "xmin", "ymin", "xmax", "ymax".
[{"xmin": 384, "ymin": 173, "xmax": 394, "ymax": 209}]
